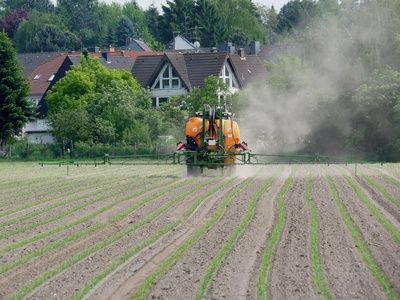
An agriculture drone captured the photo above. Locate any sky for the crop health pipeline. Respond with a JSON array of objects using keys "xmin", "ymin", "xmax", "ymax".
[{"xmin": 101, "ymin": 0, "xmax": 289, "ymax": 11}]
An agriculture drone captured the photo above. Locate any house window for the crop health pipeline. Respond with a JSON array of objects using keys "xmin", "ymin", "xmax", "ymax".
[
  {"xmin": 219, "ymin": 62, "xmax": 238, "ymax": 89},
  {"xmin": 152, "ymin": 63, "xmax": 181, "ymax": 89},
  {"xmin": 33, "ymin": 74, "xmax": 41, "ymax": 80},
  {"xmin": 48, "ymin": 74, "xmax": 55, "ymax": 82},
  {"xmin": 152, "ymin": 97, "xmax": 170, "ymax": 107}
]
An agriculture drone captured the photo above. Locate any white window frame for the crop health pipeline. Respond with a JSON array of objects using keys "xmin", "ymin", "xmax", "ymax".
[
  {"xmin": 152, "ymin": 63, "xmax": 181, "ymax": 90},
  {"xmin": 152, "ymin": 96, "xmax": 170, "ymax": 107},
  {"xmin": 219, "ymin": 62, "xmax": 239, "ymax": 89}
]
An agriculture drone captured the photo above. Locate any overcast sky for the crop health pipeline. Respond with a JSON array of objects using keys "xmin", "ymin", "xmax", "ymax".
[{"xmin": 101, "ymin": 0, "xmax": 289, "ymax": 11}]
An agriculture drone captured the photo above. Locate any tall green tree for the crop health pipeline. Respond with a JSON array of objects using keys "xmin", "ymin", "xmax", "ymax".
[
  {"xmin": 5, "ymin": 0, "xmax": 54, "ymax": 12},
  {"xmin": 159, "ymin": 0, "xmax": 196, "ymax": 43},
  {"xmin": 195, "ymin": 0, "xmax": 225, "ymax": 47},
  {"xmin": 145, "ymin": 4, "xmax": 161, "ymax": 41},
  {"xmin": 31, "ymin": 24, "xmax": 82, "ymax": 52},
  {"xmin": 0, "ymin": 32, "xmax": 31, "ymax": 150},
  {"xmin": 116, "ymin": 15, "xmax": 136, "ymax": 46},
  {"xmin": 57, "ymin": 0, "xmax": 98, "ymax": 32},
  {"xmin": 15, "ymin": 10, "xmax": 67, "ymax": 52}
]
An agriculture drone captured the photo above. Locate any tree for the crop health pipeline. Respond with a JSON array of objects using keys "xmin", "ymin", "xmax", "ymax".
[
  {"xmin": 145, "ymin": 4, "xmax": 160, "ymax": 41},
  {"xmin": 255, "ymin": 4, "xmax": 278, "ymax": 44},
  {"xmin": 0, "ymin": 32, "xmax": 31, "ymax": 150},
  {"xmin": 5, "ymin": 0, "xmax": 54, "ymax": 12},
  {"xmin": 177, "ymin": 76, "xmax": 228, "ymax": 114},
  {"xmin": 351, "ymin": 68, "xmax": 400, "ymax": 161},
  {"xmin": 275, "ymin": 0, "xmax": 320, "ymax": 34},
  {"xmin": 195, "ymin": 0, "xmax": 225, "ymax": 47},
  {"xmin": 31, "ymin": 24, "xmax": 82, "ymax": 52},
  {"xmin": 0, "ymin": 9, "xmax": 29, "ymax": 39},
  {"xmin": 48, "ymin": 108, "xmax": 90, "ymax": 149},
  {"xmin": 159, "ymin": 0, "xmax": 196, "ymax": 43},
  {"xmin": 15, "ymin": 10, "xmax": 67, "ymax": 52},
  {"xmin": 116, "ymin": 15, "xmax": 135, "ymax": 46},
  {"xmin": 57, "ymin": 0, "xmax": 98, "ymax": 33}
]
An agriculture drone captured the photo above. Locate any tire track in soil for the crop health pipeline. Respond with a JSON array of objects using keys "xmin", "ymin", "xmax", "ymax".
[
  {"xmin": 204, "ymin": 168, "xmax": 290, "ymax": 300},
  {"xmin": 268, "ymin": 166, "xmax": 319, "ymax": 300},
  {"xmin": 313, "ymin": 166, "xmax": 386, "ymax": 299},
  {"xmin": 329, "ymin": 168, "xmax": 400, "ymax": 295},
  {"xmin": 140, "ymin": 177, "xmax": 268, "ymax": 300},
  {"xmin": 25, "ymin": 177, "xmax": 225, "ymax": 300},
  {"xmin": 0, "ymin": 178, "xmax": 197, "ymax": 299}
]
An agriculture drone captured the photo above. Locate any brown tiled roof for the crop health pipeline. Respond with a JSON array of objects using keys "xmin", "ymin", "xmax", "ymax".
[
  {"xmin": 132, "ymin": 52, "xmax": 268, "ymax": 90},
  {"xmin": 28, "ymin": 54, "xmax": 67, "ymax": 95},
  {"xmin": 18, "ymin": 52, "xmax": 64, "ymax": 76},
  {"xmin": 229, "ymin": 54, "xmax": 268, "ymax": 86}
]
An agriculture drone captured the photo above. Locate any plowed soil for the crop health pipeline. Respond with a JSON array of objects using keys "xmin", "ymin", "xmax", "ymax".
[{"xmin": 1, "ymin": 162, "xmax": 399, "ymax": 300}]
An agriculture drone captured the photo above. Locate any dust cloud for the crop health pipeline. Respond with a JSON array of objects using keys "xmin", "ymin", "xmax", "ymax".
[{"xmin": 237, "ymin": 2, "xmax": 395, "ymax": 156}]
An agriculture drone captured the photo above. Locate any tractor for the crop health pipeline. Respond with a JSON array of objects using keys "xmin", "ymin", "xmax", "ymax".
[{"xmin": 176, "ymin": 105, "xmax": 248, "ymax": 175}]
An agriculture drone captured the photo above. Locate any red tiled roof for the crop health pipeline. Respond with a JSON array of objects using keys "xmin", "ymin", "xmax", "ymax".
[{"xmin": 28, "ymin": 54, "xmax": 67, "ymax": 95}]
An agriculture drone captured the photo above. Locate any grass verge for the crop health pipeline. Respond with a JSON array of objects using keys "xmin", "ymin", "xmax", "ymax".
[
  {"xmin": 131, "ymin": 178, "xmax": 255, "ymax": 300},
  {"xmin": 343, "ymin": 175, "xmax": 400, "ymax": 245},
  {"xmin": 327, "ymin": 176, "xmax": 397, "ymax": 300},
  {"xmin": 195, "ymin": 176, "xmax": 275, "ymax": 300},
  {"xmin": 72, "ymin": 177, "xmax": 236, "ymax": 300},
  {"xmin": 304, "ymin": 174, "xmax": 331, "ymax": 300},
  {"xmin": 256, "ymin": 175, "xmax": 293, "ymax": 300}
]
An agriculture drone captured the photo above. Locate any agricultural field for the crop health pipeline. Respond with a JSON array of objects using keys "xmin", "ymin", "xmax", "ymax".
[{"xmin": 0, "ymin": 162, "xmax": 399, "ymax": 300}]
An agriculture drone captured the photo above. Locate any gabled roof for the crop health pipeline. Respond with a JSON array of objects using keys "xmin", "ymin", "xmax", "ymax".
[
  {"xmin": 121, "ymin": 39, "xmax": 152, "ymax": 52},
  {"xmin": 28, "ymin": 54, "xmax": 67, "ymax": 96},
  {"xmin": 229, "ymin": 55, "xmax": 268, "ymax": 86},
  {"xmin": 167, "ymin": 34, "xmax": 196, "ymax": 50},
  {"xmin": 132, "ymin": 52, "xmax": 267, "ymax": 91},
  {"xmin": 18, "ymin": 52, "xmax": 63, "ymax": 76}
]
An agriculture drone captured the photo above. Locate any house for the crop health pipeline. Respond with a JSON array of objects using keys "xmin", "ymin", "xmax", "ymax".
[
  {"xmin": 18, "ymin": 49, "xmax": 155, "ymax": 142},
  {"xmin": 121, "ymin": 38, "xmax": 152, "ymax": 52},
  {"xmin": 167, "ymin": 33, "xmax": 197, "ymax": 51},
  {"xmin": 132, "ymin": 50, "xmax": 267, "ymax": 107},
  {"xmin": 18, "ymin": 52, "xmax": 68, "ymax": 143}
]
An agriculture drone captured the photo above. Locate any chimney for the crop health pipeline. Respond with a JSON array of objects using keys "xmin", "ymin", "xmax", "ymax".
[
  {"xmin": 211, "ymin": 47, "xmax": 218, "ymax": 53},
  {"xmin": 218, "ymin": 41, "xmax": 235, "ymax": 54},
  {"xmin": 238, "ymin": 48, "xmax": 245, "ymax": 58},
  {"xmin": 125, "ymin": 37, "xmax": 133, "ymax": 46},
  {"xmin": 108, "ymin": 45, "xmax": 115, "ymax": 52},
  {"xmin": 250, "ymin": 41, "xmax": 261, "ymax": 55}
]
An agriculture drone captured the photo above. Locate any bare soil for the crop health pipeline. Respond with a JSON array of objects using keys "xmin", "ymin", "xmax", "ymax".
[
  {"xmin": 331, "ymin": 170, "xmax": 400, "ymax": 294},
  {"xmin": 313, "ymin": 166, "xmax": 386, "ymax": 299}
]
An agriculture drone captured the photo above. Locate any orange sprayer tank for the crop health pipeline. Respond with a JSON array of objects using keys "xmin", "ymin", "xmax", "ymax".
[{"xmin": 185, "ymin": 116, "xmax": 240, "ymax": 152}]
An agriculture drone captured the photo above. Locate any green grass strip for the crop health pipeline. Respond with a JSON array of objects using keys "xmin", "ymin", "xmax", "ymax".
[
  {"xmin": 0, "ymin": 177, "xmax": 188, "ymax": 240},
  {"xmin": 0, "ymin": 176, "xmax": 134, "ymax": 227},
  {"xmin": 304, "ymin": 175, "xmax": 331, "ymax": 300},
  {"xmin": 11, "ymin": 178, "xmax": 210, "ymax": 300},
  {"xmin": 72, "ymin": 178, "xmax": 236, "ymax": 300},
  {"xmin": 343, "ymin": 175, "xmax": 400, "ymax": 245},
  {"xmin": 0, "ymin": 177, "xmax": 173, "ymax": 256},
  {"xmin": 361, "ymin": 175, "xmax": 400, "ymax": 209},
  {"xmin": 0, "ymin": 178, "xmax": 191, "ymax": 273},
  {"xmin": 326, "ymin": 176, "xmax": 397, "ymax": 300},
  {"xmin": 381, "ymin": 174, "xmax": 400, "ymax": 189},
  {"xmin": 196, "ymin": 176, "xmax": 275, "ymax": 300},
  {"xmin": 131, "ymin": 178, "xmax": 255, "ymax": 300},
  {"xmin": 256, "ymin": 175, "xmax": 294, "ymax": 300}
]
